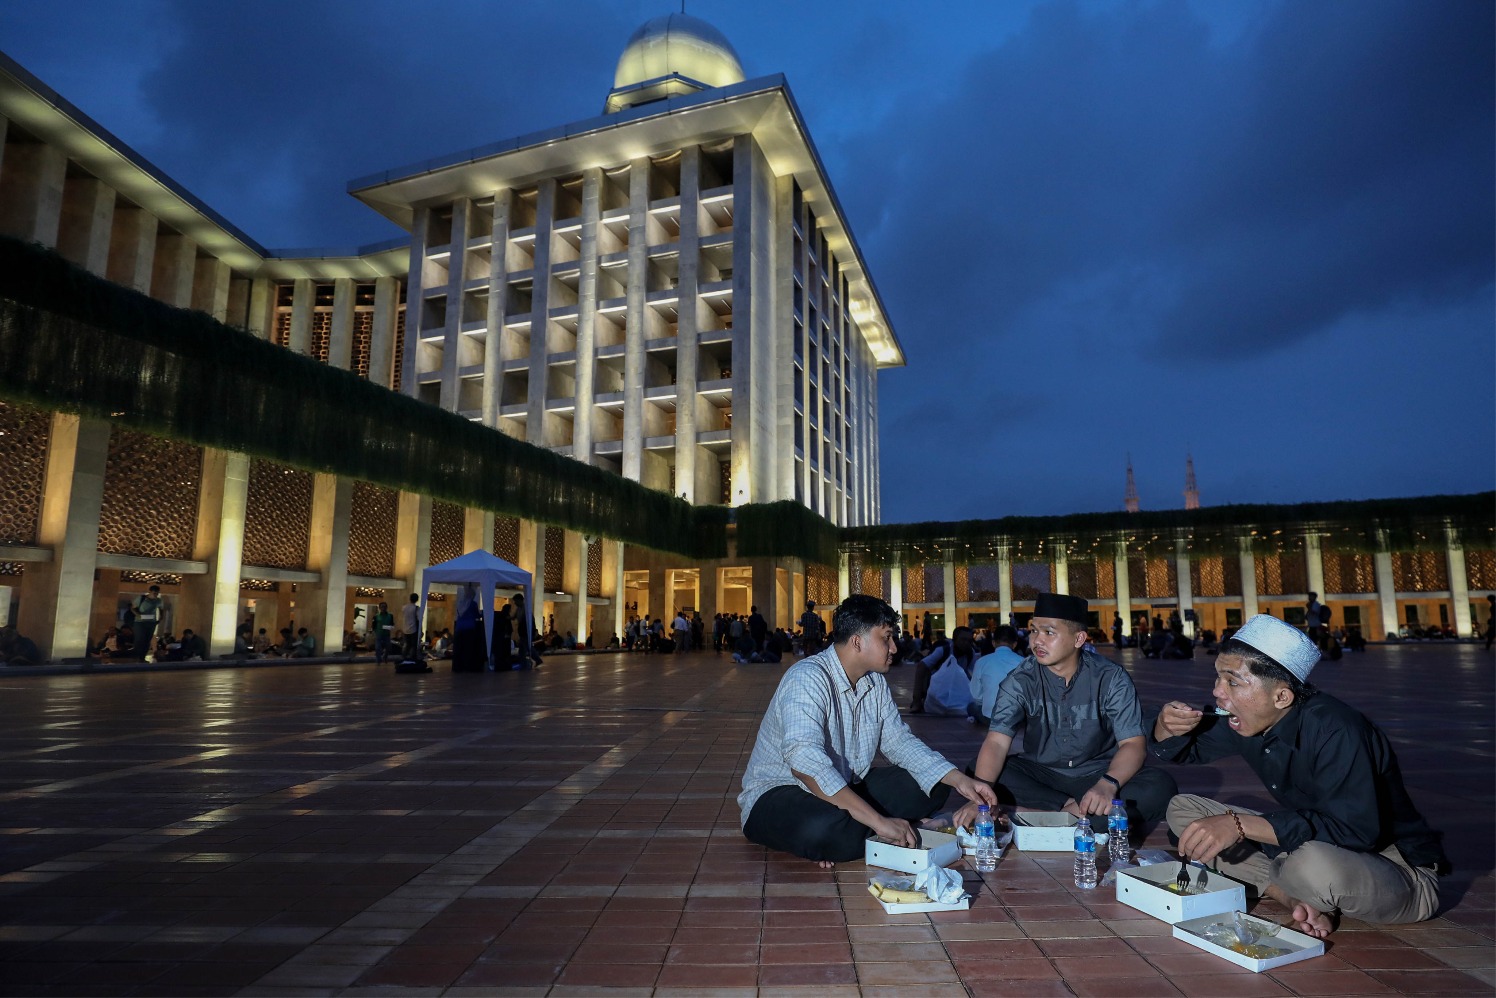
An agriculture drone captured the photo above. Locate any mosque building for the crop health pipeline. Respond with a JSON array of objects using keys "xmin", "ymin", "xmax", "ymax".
[{"xmin": 0, "ymin": 17, "xmax": 1489, "ymax": 662}]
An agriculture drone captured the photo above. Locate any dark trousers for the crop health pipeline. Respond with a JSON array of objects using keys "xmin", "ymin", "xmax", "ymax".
[
  {"xmin": 993, "ymin": 756, "xmax": 1177, "ymax": 832},
  {"xmin": 910, "ymin": 660, "xmax": 933, "ymax": 710},
  {"xmin": 743, "ymin": 767, "xmax": 952, "ymax": 863},
  {"xmin": 133, "ymin": 621, "xmax": 158, "ymax": 659},
  {"xmin": 375, "ymin": 633, "xmax": 392, "ymax": 664}
]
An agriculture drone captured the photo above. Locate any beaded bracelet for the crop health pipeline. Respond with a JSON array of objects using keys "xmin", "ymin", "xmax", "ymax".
[{"xmin": 1224, "ymin": 807, "xmax": 1246, "ymax": 843}]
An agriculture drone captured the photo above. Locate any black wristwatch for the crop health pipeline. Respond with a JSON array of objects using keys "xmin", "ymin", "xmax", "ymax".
[{"xmin": 1099, "ymin": 773, "xmax": 1120, "ymax": 789}]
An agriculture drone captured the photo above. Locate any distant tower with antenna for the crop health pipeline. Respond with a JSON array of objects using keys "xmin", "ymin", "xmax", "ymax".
[
  {"xmin": 1124, "ymin": 456, "xmax": 1140, "ymax": 513},
  {"xmin": 1184, "ymin": 453, "xmax": 1200, "ymax": 510}
]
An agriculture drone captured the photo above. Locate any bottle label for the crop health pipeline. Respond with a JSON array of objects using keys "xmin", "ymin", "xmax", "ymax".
[{"xmin": 1075, "ymin": 841, "xmax": 1095, "ymax": 854}]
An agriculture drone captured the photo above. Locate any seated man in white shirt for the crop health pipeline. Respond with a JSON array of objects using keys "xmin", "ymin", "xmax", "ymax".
[
  {"xmin": 738, "ymin": 595, "xmax": 997, "ymax": 868},
  {"xmin": 967, "ymin": 624, "xmax": 1023, "ymax": 726}
]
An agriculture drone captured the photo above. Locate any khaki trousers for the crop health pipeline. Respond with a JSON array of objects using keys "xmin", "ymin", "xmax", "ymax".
[{"xmin": 1167, "ymin": 794, "xmax": 1440, "ymax": 924}]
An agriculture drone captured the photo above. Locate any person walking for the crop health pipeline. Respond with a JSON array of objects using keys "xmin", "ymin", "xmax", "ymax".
[
  {"xmin": 372, "ymin": 602, "xmax": 395, "ymax": 665},
  {"xmin": 130, "ymin": 585, "xmax": 163, "ymax": 660},
  {"xmin": 399, "ymin": 593, "xmax": 422, "ymax": 662}
]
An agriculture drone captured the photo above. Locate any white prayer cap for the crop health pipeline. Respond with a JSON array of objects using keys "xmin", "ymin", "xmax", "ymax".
[{"xmin": 1231, "ymin": 614, "xmax": 1320, "ymax": 682}]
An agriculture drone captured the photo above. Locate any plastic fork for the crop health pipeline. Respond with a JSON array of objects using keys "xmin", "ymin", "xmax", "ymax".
[
  {"xmin": 1175, "ymin": 861, "xmax": 1191, "ymax": 894},
  {"xmin": 1196, "ymin": 865, "xmax": 1209, "ymax": 890}
]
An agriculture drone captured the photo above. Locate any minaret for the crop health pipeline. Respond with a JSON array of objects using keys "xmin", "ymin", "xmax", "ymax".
[
  {"xmin": 1184, "ymin": 453, "xmax": 1200, "ymax": 510},
  {"xmin": 1124, "ymin": 456, "xmax": 1140, "ymax": 513}
]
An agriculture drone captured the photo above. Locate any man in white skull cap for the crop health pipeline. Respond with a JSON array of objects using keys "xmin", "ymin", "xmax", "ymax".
[{"xmin": 1152, "ymin": 614, "xmax": 1447, "ymax": 938}]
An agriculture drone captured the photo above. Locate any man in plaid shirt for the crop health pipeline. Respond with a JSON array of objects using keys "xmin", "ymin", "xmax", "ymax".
[{"xmin": 739, "ymin": 594, "xmax": 997, "ymax": 866}]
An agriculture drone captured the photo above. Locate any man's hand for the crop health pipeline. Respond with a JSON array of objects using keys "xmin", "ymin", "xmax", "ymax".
[
  {"xmin": 870, "ymin": 815, "xmax": 918, "ymax": 848},
  {"xmin": 1077, "ymin": 780, "xmax": 1116, "ymax": 816},
  {"xmin": 945, "ymin": 772, "xmax": 998, "ymax": 809},
  {"xmin": 1177, "ymin": 814, "xmax": 1245, "ymax": 865},
  {"xmin": 1155, "ymin": 701, "xmax": 1205, "ymax": 739},
  {"xmin": 952, "ymin": 799, "xmax": 982, "ymax": 831}
]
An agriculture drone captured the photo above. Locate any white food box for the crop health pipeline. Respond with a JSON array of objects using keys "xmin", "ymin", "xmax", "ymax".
[
  {"xmin": 864, "ymin": 828, "xmax": 961, "ymax": 873},
  {"xmin": 1010, "ymin": 811, "xmax": 1108, "ymax": 851},
  {"xmin": 1172, "ymin": 912, "xmax": 1326, "ymax": 972},
  {"xmin": 871, "ymin": 892, "xmax": 971, "ymax": 914},
  {"xmin": 1115, "ymin": 863, "xmax": 1246, "ymax": 923}
]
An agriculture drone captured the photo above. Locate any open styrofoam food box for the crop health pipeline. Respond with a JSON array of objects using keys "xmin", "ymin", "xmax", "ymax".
[
  {"xmin": 1116, "ymin": 863, "xmax": 1246, "ymax": 924},
  {"xmin": 1010, "ymin": 812, "xmax": 1108, "ymax": 852},
  {"xmin": 1172, "ymin": 912, "xmax": 1325, "ymax": 972},
  {"xmin": 865, "ymin": 828, "xmax": 961, "ymax": 873}
]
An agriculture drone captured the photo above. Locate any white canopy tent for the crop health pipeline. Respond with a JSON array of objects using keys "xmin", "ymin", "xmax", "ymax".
[{"xmin": 420, "ymin": 549, "xmax": 532, "ymax": 668}]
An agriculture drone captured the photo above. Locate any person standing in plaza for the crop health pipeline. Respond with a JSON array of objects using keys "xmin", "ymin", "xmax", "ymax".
[
  {"xmin": 1152, "ymin": 614, "xmax": 1448, "ymax": 939},
  {"xmin": 748, "ymin": 605, "xmax": 768, "ymax": 653},
  {"xmin": 1306, "ymin": 592, "xmax": 1323, "ymax": 646},
  {"xmin": 399, "ymin": 593, "xmax": 422, "ymax": 662},
  {"xmin": 672, "ymin": 609, "xmax": 690, "ymax": 652},
  {"xmin": 372, "ymin": 602, "xmax": 395, "ymax": 665},
  {"xmin": 1484, "ymin": 594, "xmax": 1494, "ymax": 651},
  {"xmin": 1111, "ymin": 612, "xmax": 1124, "ymax": 648},
  {"xmin": 954, "ymin": 593, "xmax": 1178, "ymax": 835},
  {"xmin": 738, "ymin": 594, "xmax": 998, "ymax": 866},
  {"xmin": 130, "ymin": 585, "xmax": 163, "ymax": 659}
]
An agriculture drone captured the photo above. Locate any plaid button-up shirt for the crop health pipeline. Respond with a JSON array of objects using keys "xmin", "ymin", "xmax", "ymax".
[{"xmin": 737, "ymin": 644, "xmax": 956, "ymax": 826}]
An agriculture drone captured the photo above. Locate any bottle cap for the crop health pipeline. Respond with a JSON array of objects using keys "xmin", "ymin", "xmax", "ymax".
[
  {"xmin": 1112, "ymin": 799, "xmax": 1123, "ymax": 805},
  {"xmin": 977, "ymin": 804, "xmax": 989, "ymax": 812}
]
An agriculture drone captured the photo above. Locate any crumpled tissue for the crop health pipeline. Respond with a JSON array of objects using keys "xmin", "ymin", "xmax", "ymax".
[{"xmin": 914, "ymin": 865, "xmax": 970, "ymax": 904}]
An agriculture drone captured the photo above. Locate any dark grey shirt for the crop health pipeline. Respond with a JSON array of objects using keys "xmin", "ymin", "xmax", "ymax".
[{"xmin": 988, "ymin": 649, "xmax": 1145, "ymax": 776}]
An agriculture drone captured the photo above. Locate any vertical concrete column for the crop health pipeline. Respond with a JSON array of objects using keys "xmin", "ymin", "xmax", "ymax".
[
  {"xmin": 526, "ymin": 182, "xmax": 556, "ymax": 443},
  {"xmin": 303, "ymin": 474, "xmax": 352, "ymax": 650},
  {"xmin": 838, "ymin": 551, "xmax": 850, "ymax": 602},
  {"xmin": 647, "ymin": 567, "xmax": 667, "ymax": 627},
  {"xmin": 483, "ymin": 189, "xmax": 513, "ymax": 427},
  {"xmin": 401, "ymin": 209, "xmax": 428, "ymax": 395},
  {"xmin": 327, "ymin": 277, "xmax": 356, "ymax": 370},
  {"xmin": 245, "ymin": 277, "xmax": 275, "ymax": 338},
  {"xmin": 369, "ymin": 276, "xmax": 400, "ymax": 387},
  {"xmin": 673, "ymin": 149, "xmax": 701, "ymax": 498},
  {"xmin": 528, "ymin": 522, "xmax": 547, "ymax": 634},
  {"xmin": 17, "ymin": 414, "xmax": 111, "ymax": 661},
  {"xmin": 107, "ymin": 207, "xmax": 157, "ymax": 292},
  {"xmin": 622, "ymin": 159, "xmax": 649, "ymax": 483},
  {"xmin": 942, "ymin": 559, "xmax": 958, "ymax": 632},
  {"xmin": 463, "ymin": 508, "xmax": 495, "ymax": 555},
  {"xmin": 1239, "ymin": 537, "xmax": 1260, "ymax": 618},
  {"xmin": 192, "ymin": 256, "xmax": 231, "ymax": 321},
  {"xmin": 1175, "ymin": 538, "xmax": 1195, "ymax": 638},
  {"xmin": 699, "ymin": 559, "xmax": 719, "ymax": 620},
  {"xmin": 287, "ymin": 278, "xmax": 314, "ymax": 355},
  {"xmin": 731, "ymin": 134, "xmax": 778, "ymax": 504},
  {"xmin": 573, "ymin": 169, "xmax": 602, "ymax": 467},
  {"xmin": 772, "ymin": 174, "xmax": 797, "ymax": 506},
  {"xmin": 1054, "ymin": 549, "xmax": 1070, "ymax": 595},
  {"xmin": 225, "ymin": 275, "xmax": 251, "ymax": 329},
  {"xmin": 1374, "ymin": 545, "xmax": 1398, "ymax": 640},
  {"xmin": 180, "ymin": 449, "xmax": 249, "ymax": 657},
  {"xmin": 439, "ymin": 198, "xmax": 470, "ymax": 411},
  {"xmin": 888, "ymin": 556, "xmax": 903, "ymax": 627},
  {"xmin": 1304, "ymin": 533, "xmax": 1325, "ymax": 602},
  {"xmin": 1114, "ymin": 541, "xmax": 1133, "ymax": 637},
  {"xmin": 57, "ymin": 176, "xmax": 115, "ymax": 273},
  {"xmin": 394, "ymin": 492, "xmax": 433, "ymax": 598},
  {"xmin": 999, "ymin": 546, "xmax": 1014, "ymax": 626},
  {"xmin": 0, "ymin": 141, "xmax": 66, "ymax": 245},
  {"xmin": 555, "ymin": 531, "xmax": 586, "ymax": 640},
  {"xmin": 151, "ymin": 232, "xmax": 196, "ymax": 306},
  {"xmin": 1447, "ymin": 526, "xmax": 1472, "ymax": 638},
  {"xmin": 610, "ymin": 541, "xmax": 626, "ymax": 639},
  {"xmin": 751, "ymin": 559, "xmax": 779, "ymax": 633}
]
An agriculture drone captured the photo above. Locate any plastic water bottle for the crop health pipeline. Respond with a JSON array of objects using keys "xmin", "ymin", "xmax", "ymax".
[
  {"xmin": 973, "ymin": 805, "xmax": 997, "ymax": 872},
  {"xmin": 1073, "ymin": 816, "xmax": 1098, "ymax": 889},
  {"xmin": 1107, "ymin": 799, "xmax": 1131, "ymax": 866}
]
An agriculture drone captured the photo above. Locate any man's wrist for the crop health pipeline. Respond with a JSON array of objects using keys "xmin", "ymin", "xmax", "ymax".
[{"xmin": 1098, "ymin": 773, "xmax": 1120, "ymax": 789}]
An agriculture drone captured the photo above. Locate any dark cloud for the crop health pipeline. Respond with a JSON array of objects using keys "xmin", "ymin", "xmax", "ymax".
[{"xmin": 1, "ymin": 0, "xmax": 1490, "ymax": 521}]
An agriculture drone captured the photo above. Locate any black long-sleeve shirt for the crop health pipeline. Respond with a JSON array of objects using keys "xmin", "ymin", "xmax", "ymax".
[{"xmin": 1150, "ymin": 692, "xmax": 1448, "ymax": 872}]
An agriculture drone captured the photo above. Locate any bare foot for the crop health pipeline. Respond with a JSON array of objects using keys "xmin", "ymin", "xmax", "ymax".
[
  {"xmin": 1289, "ymin": 901, "xmax": 1336, "ymax": 939},
  {"xmin": 816, "ymin": 859, "xmax": 834, "ymax": 870}
]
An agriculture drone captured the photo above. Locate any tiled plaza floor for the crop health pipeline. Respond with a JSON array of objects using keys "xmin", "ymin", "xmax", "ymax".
[{"xmin": 0, "ymin": 642, "xmax": 1491, "ymax": 997}]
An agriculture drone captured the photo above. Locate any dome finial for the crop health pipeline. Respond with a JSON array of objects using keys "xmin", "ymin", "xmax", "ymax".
[{"xmin": 606, "ymin": 13, "xmax": 746, "ymax": 114}]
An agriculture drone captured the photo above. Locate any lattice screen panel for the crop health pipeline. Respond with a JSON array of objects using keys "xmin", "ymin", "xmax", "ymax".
[
  {"xmin": 1011, "ymin": 562, "xmax": 1048, "ymax": 602},
  {"xmin": 848, "ymin": 556, "xmax": 887, "ymax": 600},
  {"xmin": 97, "ymin": 429, "xmax": 201, "ymax": 559},
  {"xmin": 1323, "ymin": 553, "xmax": 1375, "ymax": 594},
  {"xmin": 1278, "ymin": 549, "xmax": 1308, "ymax": 594},
  {"xmin": 806, "ymin": 562, "xmax": 837, "ymax": 606},
  {"xmin": 310, "ymin": 310, "xmax": 332, "ymax": 364},
  {"xmin": 1466, "ymin": 549, "xmax": 1496, "ymax": 591},
  {"xmin": 1068, "ymin": 559, "xmax": 1099, "ymax": 600},
  {"xmin": 352, "ymin": 308, "xmax": 374, "ymax": 379},
  {"xmin": 392, "ymin": 307, "xmax": 406, "ymax": 393},
  {"xmin": 1191, "ymin": 557, "xmax": 1225, "ymax": 598},
  {"xmin": 243, "ymin": 460, "xmax": 313, "ymax": 570},
  {"xmin": 587, "ymin": 541, "xmax": 602, "ymax": 597},
  {"xmin": 903, "ymin": 565, "xmax": 925, "ymax": 602},
  {"xmin": 1255, "ymin": 554, "xmax": 1285, "ymax": 596},
  {"xmin": 347, "ymin": 482, "xmax": 398, "ymax": 578},
  {"xmin": 493, "ymin": 515, "xmax": 520, "ymax": 563},
  {"xmin": 1144, "ymin": 557, "xmax": 1176, "ymax": 599},
  {"xmin": 0, "ymin": 562, "xmax": 24, "ymax": 577},
  {"xmin": 120, "ymin": 570, "xmax": 182, "ymax": 586},
  {"xmin": 0, "ymin": 400, "xmax": 50, "ymax": 546},
  {"xmin": 954, "ymin": 567, "xmax": 968, "ymax": 603},
  {"xmin": 1391, "ymin": 552, "xmax": 1448, "ymax": 592},
  {"xmin": 271, "ymin": 311, "xmax": 291, "ymax": 348},
  {"xmin": 428, "ymin": 501, "xmax": 464, "ymax": 566},
  {"xmin": 543, "ymin": 526, "xmax": 564, "ymax": 591},
  {"xmin": 966, "ymin": 565, "xmax": 1001, "ymax": 601}
]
